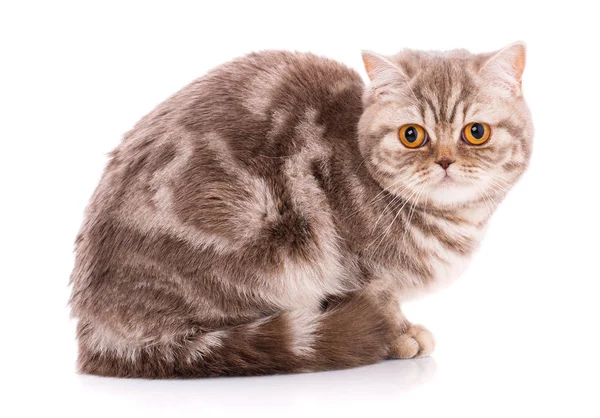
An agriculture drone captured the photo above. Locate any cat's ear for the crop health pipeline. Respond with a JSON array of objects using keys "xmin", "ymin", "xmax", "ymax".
[
  {"xmin": 362, "ymin": 50, "xmax": 409, "ymax": 100},
  {"xmin": 479, "ymin": 42, "xmax": 527, "ymax": 97}
]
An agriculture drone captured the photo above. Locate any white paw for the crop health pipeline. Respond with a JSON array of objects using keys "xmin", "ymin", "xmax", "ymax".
[{"xmin": 393, "ymin": 324, "xmax": 435, "ymax": 359}]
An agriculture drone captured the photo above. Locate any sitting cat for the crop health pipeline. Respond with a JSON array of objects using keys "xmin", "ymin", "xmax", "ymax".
[{"xmin": 70, "ymin": 43, "xmax": 532, "ymax": 378}]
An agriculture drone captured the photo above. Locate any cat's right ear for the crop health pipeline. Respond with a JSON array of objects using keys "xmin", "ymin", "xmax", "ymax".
[
  {"xmin": 478, "ymin": 42, "xmax": 527, "ymax": 97},
  {"xmin": 361, "ymin": 51, "xmax": 409, "ymax": 100}
]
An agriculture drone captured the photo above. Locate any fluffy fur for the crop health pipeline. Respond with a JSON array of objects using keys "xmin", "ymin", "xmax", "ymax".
[{"xmin": 70, "ymin": 44, "xmax": 532, "ymax": 378}]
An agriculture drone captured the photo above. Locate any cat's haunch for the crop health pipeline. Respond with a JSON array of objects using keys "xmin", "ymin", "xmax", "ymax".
[{"xmin": 70, "ymin": 44, "xmax": 532, "ymax": 378}]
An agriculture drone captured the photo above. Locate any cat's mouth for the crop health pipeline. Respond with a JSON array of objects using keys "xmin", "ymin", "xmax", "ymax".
[
  {"xmin": 435, "ymin": 173, "xmax": 475, "ymax": 190},
  {"xmin": 439, "ymin": 173, "xmax": 454, "ymax": 184},
  {"xmin": 436, "ymin": 172, "xmax": 469, "ymax": 188}
]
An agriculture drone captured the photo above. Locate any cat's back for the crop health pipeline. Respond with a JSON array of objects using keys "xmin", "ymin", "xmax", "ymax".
[
  {"xmin": 87, "ymin": 50, "xmax": 366, "ymax": 222},
  {"xmin": 174, "ymin": 50, "xmax": 365, "ymax": 153},
  {"xmin": 71, "ymin": 51, "xmax": 365, "ymax": 319}
]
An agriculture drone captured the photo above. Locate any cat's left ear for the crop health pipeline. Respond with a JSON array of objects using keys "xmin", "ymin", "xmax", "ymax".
[
  {"xmin": 479, "ymin": 42, "xmax": 527, "ymax": 97},
  {"xmin": 362, "ymin": 50, "xmax": 409, "ymax": 100}
]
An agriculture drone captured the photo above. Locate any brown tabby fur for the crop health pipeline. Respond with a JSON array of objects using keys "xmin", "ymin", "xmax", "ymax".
[{"xmin": 70, "ymin": 45, "xmax": 533, "ymax": 378}]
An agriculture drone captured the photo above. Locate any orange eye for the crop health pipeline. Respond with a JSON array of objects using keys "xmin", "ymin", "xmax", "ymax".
[
  {"xmin": 398, "ymin": 124, "xmax": 427, "ymax": 148},
  {"xmin": 463, "ymin": 122, "xmax": 491, "ymax": 145}
]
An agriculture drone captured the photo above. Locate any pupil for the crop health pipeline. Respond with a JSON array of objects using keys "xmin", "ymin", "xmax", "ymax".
[
  {"xmin": 405, "ymin": 127, "xmax": 417, "ymax": 142},
  {"xmin": 471, "ymin": 123, "xmax": 484, "ymax": 139}
]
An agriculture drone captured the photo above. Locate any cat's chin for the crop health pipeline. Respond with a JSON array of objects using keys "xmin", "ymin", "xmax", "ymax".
[{"xmin": 427, "ymin": 182, "xmax": 479, "ymax": 208}]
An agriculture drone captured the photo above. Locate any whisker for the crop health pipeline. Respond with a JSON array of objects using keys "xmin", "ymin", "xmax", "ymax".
[
  {"xmin": 422, "ymin": 189, "xmax": 435, "ymax": 237},
  {"xmin": 340, "ymin": 174, "xmax": 411, "ymax": 222},
  {"xmin": 354, "ymin": 156, "xmax": 368, "ymax": 174},
  {"xmin": 370, "ymin": 173, "xmax": 421, "ymax": 232},
  {"xmin": 475, "ymin": 184, "xmax": 494, "ymax": 218},
  {"xmin": 402, "ymin": 183, "xmax": 425, "ymax": 247},
  {"xmin": 488, "ymin": 178, "xmax": 510, "ymax": 194},
  {"xmin": 366, "ymin": 178, "xmax": 421, "ymax": 252},
  {"xmin": 372, "ymin": 181, "xmax": 425, "ymax": 254}
]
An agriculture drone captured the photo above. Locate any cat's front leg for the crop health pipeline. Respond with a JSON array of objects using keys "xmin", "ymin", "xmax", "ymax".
[{"xmin": 363, "ymin": 278, "xmax": 435, "ymax": 358}]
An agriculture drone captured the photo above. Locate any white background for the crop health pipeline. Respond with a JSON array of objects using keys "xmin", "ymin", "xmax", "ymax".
[{"xmin": 1, "ymin": 1, "xmax": 599, "ymax": 417}]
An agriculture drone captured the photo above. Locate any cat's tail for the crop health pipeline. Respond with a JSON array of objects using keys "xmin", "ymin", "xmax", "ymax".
[{"xmin": 77, "ymin": 292, "xmax": 395, "ymax": 378}]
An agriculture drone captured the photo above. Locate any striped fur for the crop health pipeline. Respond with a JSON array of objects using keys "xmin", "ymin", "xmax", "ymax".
[{"xmin": 70, "ymin": 45, "xmax": 532, "ymax": 378}]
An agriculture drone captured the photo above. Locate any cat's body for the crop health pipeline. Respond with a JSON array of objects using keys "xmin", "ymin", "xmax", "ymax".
[{"xmin": 70, "ymin": 46, "xmax": 532, "ymax": 378}]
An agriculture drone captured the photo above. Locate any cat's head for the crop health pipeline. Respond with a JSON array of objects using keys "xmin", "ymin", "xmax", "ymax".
[{"xmin": 358, "ymin": 42, "xmax": 533, "ymax": 209}]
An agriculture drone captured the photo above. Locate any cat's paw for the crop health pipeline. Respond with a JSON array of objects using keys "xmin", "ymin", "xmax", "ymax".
[{"xmin": 392, "ymin": 324, "xmax": 435, "ymax": 359}]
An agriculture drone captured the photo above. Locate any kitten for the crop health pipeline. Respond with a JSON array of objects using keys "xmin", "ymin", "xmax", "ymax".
[{"xmin": 70, "ymin": 43, "xmax": 532, "ymax": 378}]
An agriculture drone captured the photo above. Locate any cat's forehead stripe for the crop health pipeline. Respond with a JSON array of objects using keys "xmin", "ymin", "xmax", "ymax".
[{"xmin": 413, "ymin": 67, "xmax": 475, "ymax": 126}]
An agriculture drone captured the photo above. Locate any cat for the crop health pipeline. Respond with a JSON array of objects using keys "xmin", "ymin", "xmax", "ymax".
[{"xmin": 69, "ymin": 43, "xmax": 533, "ymax": 378}]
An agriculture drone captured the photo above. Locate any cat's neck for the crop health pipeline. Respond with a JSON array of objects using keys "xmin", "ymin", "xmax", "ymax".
[{"xmin": 425, "ymin": 198, "xmax": 499, "ymax": 228}]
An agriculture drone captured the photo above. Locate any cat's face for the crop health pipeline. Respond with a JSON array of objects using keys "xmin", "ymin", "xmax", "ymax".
[{"xmin": 358, "ymin": 43, "xmax": 533, "ymax": 208}]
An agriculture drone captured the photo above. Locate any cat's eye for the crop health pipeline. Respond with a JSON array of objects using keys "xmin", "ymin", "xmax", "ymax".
[
  {"xmin": 462, "ymin": 122, "xmax": 491, "ymax": 145},
  {"xmin": 398, "ymin": 124, "xmax": 428, "ymax": 148}
]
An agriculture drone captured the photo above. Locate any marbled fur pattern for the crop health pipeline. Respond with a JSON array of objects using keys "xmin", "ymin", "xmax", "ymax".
[{"xmin": 70, "ymin": 45, "xmax": 532, "ymax": 378}]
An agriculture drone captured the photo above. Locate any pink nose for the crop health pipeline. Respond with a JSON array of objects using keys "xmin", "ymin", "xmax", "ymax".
[{"xmin": 436, "ymin": 158, "xmax": 454, "ymax": 170}]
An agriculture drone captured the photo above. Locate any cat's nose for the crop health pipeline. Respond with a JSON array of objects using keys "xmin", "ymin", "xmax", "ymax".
[{"xmin": 436, "ymin": 158, "xmax": 454, "ymax": 170}]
